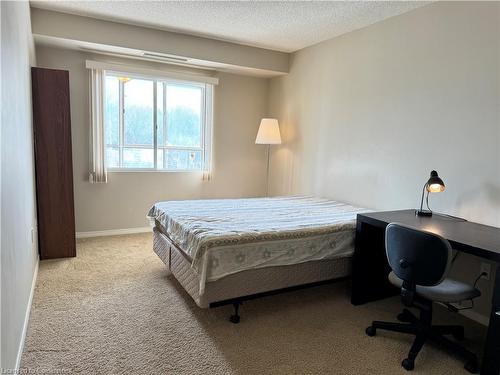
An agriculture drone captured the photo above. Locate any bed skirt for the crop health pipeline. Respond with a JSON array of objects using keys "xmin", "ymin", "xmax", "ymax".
[{"xmin": 153, "ymin": 227, "xmax": 352, "ymax": 308}]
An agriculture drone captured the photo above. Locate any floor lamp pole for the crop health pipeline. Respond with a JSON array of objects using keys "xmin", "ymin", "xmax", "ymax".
[{"xmin": 266, "ymin": 144, "xmax": 271, "ymax": 197}]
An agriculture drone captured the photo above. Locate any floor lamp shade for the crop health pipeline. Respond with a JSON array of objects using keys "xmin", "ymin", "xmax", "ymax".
[{"xmin": 255, "ymin": 119, "xmax": 281, "ymax": 144}]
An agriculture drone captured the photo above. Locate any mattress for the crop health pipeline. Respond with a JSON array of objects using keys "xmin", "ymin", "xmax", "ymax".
[{"xmin": 148, "ymin": 196, "xmax": 367, "ymax": 295}]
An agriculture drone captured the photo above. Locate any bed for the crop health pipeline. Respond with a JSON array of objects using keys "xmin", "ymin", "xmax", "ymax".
[{"xmin": 147, "ymin": 196, "xmax": 367, "ymax": 322}]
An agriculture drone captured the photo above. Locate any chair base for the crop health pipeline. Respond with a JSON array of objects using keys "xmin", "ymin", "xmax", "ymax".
[{"xmin": 366, "ymin": 308, "xmax": 479, "ymax": 373}]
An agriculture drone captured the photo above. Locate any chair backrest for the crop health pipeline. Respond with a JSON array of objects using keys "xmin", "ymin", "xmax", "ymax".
[{"xmin": 385, "ymin": 223, "xmax": 452, "ymax": 287}]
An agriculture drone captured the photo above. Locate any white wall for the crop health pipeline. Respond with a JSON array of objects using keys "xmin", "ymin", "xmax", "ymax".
[
  {"xmin": 1, "ymin": 1, "xmax": 39, "ymax": 370},
  {"xmin": 35, "ymin": 46, "xmax": 270, "ymax": 233},
  {"xmin": 269, "ymin": 2, "xmax": 499, "ymax": 317}
]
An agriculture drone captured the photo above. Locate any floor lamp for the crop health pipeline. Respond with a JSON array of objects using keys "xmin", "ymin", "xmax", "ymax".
[{"xmin": 255, "ymin": 118, "xmax": 282, "ymax": 196}]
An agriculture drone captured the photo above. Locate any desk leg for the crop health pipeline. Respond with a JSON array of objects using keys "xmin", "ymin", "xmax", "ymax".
[
  {"xmin": 351, "ymin": 219, "xmax": 399, "ymax": 305},
  {"xmin": 481, "ymin": 264, "xmax": 500, "ymax": 375}
]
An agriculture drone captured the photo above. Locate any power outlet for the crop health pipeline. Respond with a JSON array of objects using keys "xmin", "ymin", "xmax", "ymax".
[{"xmin": 480, "ymin": 262, "xmax": 491, "ymax": 281}]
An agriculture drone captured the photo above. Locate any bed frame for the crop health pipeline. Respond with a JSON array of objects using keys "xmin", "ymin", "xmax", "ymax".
[{"xmin": 153, "ymin": 226, "xmax": 352, "ymax": 323}]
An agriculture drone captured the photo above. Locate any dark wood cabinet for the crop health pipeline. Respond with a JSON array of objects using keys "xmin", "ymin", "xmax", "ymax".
[{"xmin": 32, "ymin": 67, "xmax": 76, "ymax": 259}]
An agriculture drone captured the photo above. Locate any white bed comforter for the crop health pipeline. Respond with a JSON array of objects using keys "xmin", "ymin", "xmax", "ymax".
[{"xmin": 148, "ymin": 196, "xmax": 368, "ymax": 294}]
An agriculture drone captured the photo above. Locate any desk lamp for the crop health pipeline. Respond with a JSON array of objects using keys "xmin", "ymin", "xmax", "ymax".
[{"xmin": 416, "ymin": 170, "xmax": 445, "ymax": 217}]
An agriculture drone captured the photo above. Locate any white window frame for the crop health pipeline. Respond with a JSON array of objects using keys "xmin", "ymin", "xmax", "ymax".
[{"xmin": 104, "ymin": 69, "xmax": 213, "ymax": 173}]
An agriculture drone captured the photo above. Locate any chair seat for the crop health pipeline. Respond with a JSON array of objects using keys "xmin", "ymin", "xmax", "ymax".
[{"xmin": 388, "ymin": 272, "xmax": 481, "ymax": 303}]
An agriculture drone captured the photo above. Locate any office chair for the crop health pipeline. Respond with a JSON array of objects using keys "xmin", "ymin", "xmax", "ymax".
[{"xmin": 365, "ymin": 223, "xmax": 481, "ymax": 373}]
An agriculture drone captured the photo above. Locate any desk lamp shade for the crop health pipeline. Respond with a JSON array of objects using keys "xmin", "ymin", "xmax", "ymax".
[
  {"xmin": 255, "ymin": 118, "xmax": 281, "ymax": 145},
  {"xmin": 427, "ymin": 171, "xmax": 445, "ymax": 193}
]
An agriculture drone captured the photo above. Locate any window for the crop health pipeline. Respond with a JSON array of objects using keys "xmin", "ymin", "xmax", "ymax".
[{"xmin": 103, "ymin": 72, "xmax": 212, "ymax": 171}]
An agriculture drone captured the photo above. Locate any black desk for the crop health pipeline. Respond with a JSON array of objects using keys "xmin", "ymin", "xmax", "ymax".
[{"xmin": 351, "ymin": 210, "xmax": 500, "ymax": 375}]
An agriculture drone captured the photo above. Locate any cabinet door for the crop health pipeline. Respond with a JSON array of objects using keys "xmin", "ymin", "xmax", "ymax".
[{"xmin": 32, "ymin": 67, "xmax": 76, "ymax": 259}]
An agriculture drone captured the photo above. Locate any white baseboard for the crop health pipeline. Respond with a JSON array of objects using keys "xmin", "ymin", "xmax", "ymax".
[
  {"xmin": 460, "ymin": 309, "xmax": 490, "ymax": 326},
  {"xmin": 76, "ymin": 226, "xmax": 152, "ymax": 239},
  {"xmin": 15, "ymin": 258, "xmax": 39, "ymax": 371}
]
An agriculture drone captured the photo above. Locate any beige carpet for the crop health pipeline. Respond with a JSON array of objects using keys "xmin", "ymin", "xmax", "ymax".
[{"xmin": 21, "ymin": 233, "xmax": 486, "ymax": 374}]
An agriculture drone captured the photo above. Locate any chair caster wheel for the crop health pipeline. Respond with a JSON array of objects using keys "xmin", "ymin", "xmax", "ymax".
[
  {"xmin": 401, "ymin": 358, "xmax": 414, "ymax": 371},
  {"xmin": 464, "ymin": 360, "xmax": 479, "ymax": 374},
  {"xmin": 229, "ymin": 315, "xmax": 240, "ymax": 324},
  {"xmin": 365, "ymin": 326, "xmax": 376, "ymax": 337}
]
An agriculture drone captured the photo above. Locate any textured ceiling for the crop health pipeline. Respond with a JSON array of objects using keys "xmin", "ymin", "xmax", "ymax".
[{"xmin": 30, "ymin": 1, "xmax": 429, "ymax": 52}]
